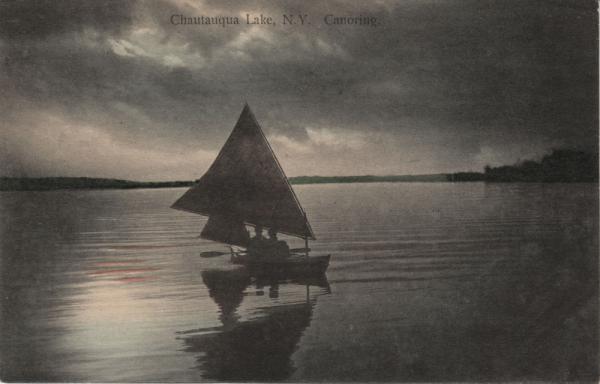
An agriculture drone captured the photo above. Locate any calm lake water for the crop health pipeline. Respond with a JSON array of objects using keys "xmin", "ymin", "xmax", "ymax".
[{"xmin": 1, "ymin": 183, "xmax": 597, "ymax": 382}]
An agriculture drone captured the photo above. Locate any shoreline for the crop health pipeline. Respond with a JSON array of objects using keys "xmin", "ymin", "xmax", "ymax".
[{"xmin": 1, "ymin": 174, "xmax": 597, "ymax": 192}]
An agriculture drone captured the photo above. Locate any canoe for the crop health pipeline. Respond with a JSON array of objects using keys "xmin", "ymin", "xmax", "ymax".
[
  {"xmin": 231, "ymin": 253, "xmax": 330, "ymax": 276},
  {"xmin": 171, "ymin": 105, "xmax": 331, "ymax": 275}
]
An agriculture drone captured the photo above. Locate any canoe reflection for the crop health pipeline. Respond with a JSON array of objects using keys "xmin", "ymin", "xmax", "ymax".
[{"xmin": 178, "ymin": 268, "xmax": 330, "ymax": 381}]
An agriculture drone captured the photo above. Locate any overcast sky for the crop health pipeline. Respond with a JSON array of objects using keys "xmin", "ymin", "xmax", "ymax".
[{"xmin": 1, "ymin": 0, "xmax": 597, "ymax": 180}]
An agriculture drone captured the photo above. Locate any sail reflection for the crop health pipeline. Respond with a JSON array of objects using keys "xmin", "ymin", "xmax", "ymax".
[{"xmin": 177, "ymin": 268, "xmax": 330, "ymax": 381}]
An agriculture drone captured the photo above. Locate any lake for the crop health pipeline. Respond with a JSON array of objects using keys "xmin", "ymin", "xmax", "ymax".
[{"xmin": 1, "ymin": 183, "xmax": 597, "ymax": 382}]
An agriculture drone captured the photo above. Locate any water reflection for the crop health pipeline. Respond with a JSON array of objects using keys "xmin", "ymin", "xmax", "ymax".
[
  {"xmin": 0, "ymin": 191, "xmax": 91, "ymax": 381},
  {"xmin": 178, "ymin": 269, "xmax": 330, "ymax": 381},
  {"xmin": 1, "ymin": 185, "xmax": 597, "ymax": 382}
]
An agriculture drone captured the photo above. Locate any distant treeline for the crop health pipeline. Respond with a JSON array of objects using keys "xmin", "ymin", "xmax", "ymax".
[
  {"xmin": 0, "ymin": 174, "xmax": 450, "ymax": 191},
  {"xmin": 481, "ymin": 149, "xmax": 598, "ymax": 183},
  {"xmin": 0, "ymin": 149, "xmax": 596, "ymax": 191},
  {"xmin": 444, "ymin": 172, "xmax": 485, "ymax": 181},
  {"xmin": 289, "ymin": 174, "xmax": 448, "ymax": 184},
  {"xmin": 291, "ymin": 149, "xmax": 598, "ymax": 184},
  {"xmin": 0, "ymin": 177, "xmax": 193, "ymax": 191}
]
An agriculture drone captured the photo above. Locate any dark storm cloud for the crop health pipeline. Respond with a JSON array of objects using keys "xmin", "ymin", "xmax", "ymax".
[
  {"xmin": 0, "ymin": 0, "xmax": 135, "ymax": 39},
  {"xmin": 0, "ymin": 0, "xmax": 597, "ymax": 179}
]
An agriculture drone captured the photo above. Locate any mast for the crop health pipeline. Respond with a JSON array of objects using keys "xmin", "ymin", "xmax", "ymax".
[{"xmin": 304, "ymin": 212, "xmax": 309, "ymax": 259}]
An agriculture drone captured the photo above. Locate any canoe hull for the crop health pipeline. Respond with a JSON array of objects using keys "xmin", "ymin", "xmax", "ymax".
[{"xmin": 231, "ymin": 254, "xmax": 330, "ymax": 276}]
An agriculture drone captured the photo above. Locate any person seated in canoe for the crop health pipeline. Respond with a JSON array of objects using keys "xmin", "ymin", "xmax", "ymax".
[
  {"xmin": 247, "ymin": 225, "xmax": 267, "ymax": 258},
  {"xmin": 266, "ymin": 227, "xmax": 290, "ymax": 259}
]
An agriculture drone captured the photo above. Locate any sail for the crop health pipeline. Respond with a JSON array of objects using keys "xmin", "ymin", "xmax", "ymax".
[
  {"xmin": 172, "ymin": 104, "xmax": 315, "ymax": 240},
  {"xmin": 200, "ymin": 214, "xmax": 250, "ymax": 247}
]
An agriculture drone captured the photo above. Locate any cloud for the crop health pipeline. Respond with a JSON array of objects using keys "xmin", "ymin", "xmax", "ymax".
[
  {"xmin": 0, "ymin": 111, "xmax": 217, "ymax": 180},
  {"xmin": 0, "ymin": 0, "xmax": 136, "ymax": 39},
  {"xmin": 306, "ymin": 127, "xmax": 367, "ymax": 150},
  {"xmin": 269, "ymin": 134, "xmax": 314, "ymax": 155},
  {"xmin": 0, "ymin": 0, "xmax": 596, "ymax": 179},
  {"xmin": 270, "ymin": 127, "xmax": 369, "ymax": 157},
  {"xmin": 108, "ymin": 38, "xmax": 147, "ymax": 57}
]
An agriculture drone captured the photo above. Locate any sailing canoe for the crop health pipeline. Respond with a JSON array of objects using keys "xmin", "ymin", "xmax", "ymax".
[{"xmin": 171, "ymin": 104, "xmax": 329, "ymax": 274}]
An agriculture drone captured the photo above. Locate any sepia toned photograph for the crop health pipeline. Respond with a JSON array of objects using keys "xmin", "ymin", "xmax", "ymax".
[{"xmin": 0, "ymin": 0, "xmax": 598, "ymax": 382}]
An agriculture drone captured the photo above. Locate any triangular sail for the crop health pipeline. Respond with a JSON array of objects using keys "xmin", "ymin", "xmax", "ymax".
[
  {"xmin": 172, "ymin": 104, "xmax": 315, "ymax": 240},
  {"xmin": 200, "ymin": 214, "xmax": 250, "ymax": 247}
]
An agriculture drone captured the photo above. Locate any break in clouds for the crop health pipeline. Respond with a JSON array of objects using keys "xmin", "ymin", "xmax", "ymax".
[{"xmin": 0, "ymin": 0, "xmax": 597, "ymax": 180}]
